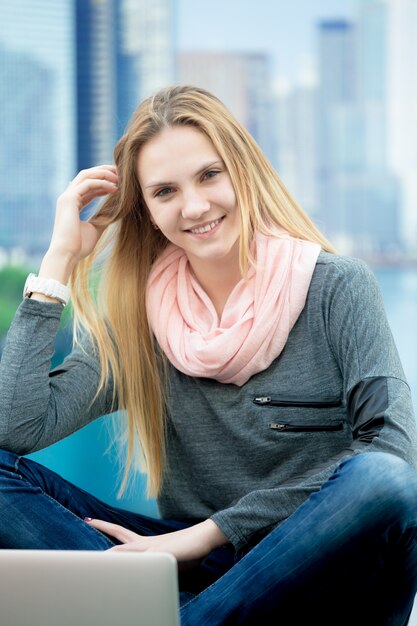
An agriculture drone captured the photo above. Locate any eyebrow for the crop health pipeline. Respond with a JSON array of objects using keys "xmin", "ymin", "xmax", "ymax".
[{"xmin": 144, "ymin": 160, "xmax": 224, "ymax": 189}]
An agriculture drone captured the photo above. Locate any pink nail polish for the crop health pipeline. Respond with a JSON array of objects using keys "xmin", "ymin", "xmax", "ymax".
[{"xmin": 84, "ymin": 517, "xmax": 93, "ymax": 522}]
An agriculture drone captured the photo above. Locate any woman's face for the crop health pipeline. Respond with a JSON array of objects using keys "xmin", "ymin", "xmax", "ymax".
[{"xmin": 136, "ymin": 125, "xmax": 240, "ymax": 277}]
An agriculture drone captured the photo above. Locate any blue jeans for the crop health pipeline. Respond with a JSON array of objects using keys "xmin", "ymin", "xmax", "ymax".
[{"xmin": 0, "ymin": 449, "xmax": 417, "ymax": 625}]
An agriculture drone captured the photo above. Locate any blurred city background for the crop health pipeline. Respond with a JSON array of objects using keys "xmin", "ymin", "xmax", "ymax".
[{"xmin": 0, "ymin": 0, "xmax": 416, "ymax": 516}]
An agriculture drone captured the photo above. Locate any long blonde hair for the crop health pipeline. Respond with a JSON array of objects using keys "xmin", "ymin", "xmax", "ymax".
[{"xmin": 71, "ymin": 84, "xmax": 335, "ymax": 498}]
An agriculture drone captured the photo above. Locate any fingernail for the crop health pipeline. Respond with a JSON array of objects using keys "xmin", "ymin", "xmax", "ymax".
[{"xmin": 84, "ymin": 517, "xmax": 93, "ymax": 522}]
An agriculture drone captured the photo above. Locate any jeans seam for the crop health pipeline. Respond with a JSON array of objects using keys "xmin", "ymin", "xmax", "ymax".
[
  {"xmin": 13, "ymin": 454, "xmax": 114, "ymax": 548},
  {"xmin": 41, "ymin": 491, "xmax": 116, "ymax": 546},
  {"xmin": 180, "ymin": 549, "xmax": 247, "ymax": 614},
  {"xmin": 13, "ymin": 453, "xmax": 22, "ymax": 474}
]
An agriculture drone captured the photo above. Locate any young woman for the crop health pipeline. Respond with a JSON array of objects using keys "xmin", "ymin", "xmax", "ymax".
[{"xmin": 1, "ymin": 85, "xmax": 417, "ymax": 625}]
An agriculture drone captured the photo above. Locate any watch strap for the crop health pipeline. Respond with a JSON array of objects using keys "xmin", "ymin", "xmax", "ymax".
[{"xmin": 23, "ymin": 273, "xmax": 70, "ymax": 306}]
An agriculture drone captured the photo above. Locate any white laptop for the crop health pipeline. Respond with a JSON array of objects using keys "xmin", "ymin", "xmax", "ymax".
[{"xmin": 0, "ymin": 550, "xmax": 180, "ymax": 626}]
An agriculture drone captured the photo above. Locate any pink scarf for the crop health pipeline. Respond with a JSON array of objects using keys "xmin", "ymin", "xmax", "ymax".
[{"xmin": 146, "ymin": 232, "xmax": 320, "ymax": 386}]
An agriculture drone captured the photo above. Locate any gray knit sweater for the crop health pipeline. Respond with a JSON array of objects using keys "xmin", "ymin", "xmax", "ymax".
[{"xmin": 1, "ymin": 251, "xmax": 416, "ymax": 551}]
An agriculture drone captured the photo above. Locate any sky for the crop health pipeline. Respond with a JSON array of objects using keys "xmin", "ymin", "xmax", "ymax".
[{"xmin": 177, "ymin": 0, "xmax": 357, "ymax": 83}]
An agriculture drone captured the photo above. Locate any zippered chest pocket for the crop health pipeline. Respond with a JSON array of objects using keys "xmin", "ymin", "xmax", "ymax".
[{"xmin": 253, "ymin": 395, "xmax": 344, "ymax": 432}]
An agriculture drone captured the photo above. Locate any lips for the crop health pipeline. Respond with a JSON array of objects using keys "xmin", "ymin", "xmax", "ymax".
[{"xmin": 187, "ymin": 217, "xmax": 223, "ymax": 234}]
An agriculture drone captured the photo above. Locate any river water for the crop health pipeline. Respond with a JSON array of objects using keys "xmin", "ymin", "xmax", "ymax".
[{"xmin": 374, "ymin": 267, "xmax": 417, "ymax": 407}]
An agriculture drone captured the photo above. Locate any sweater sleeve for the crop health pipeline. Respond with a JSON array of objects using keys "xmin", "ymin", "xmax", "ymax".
[
  {"xmin": 211, "ymin": 259, "xmax": 417, "ymax": 551},
  {"xmin": 0, "ymin": 298, "xmax": 114, "ymax": 454},
  {"xmin": 323, "ymin": 259, "xmax": 417, "ymax": 465}
]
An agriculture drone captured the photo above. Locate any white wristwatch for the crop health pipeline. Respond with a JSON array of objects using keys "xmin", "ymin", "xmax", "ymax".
[{"xmin": 23, "ymin": 273, "xmax": 70, "ymax": 306}]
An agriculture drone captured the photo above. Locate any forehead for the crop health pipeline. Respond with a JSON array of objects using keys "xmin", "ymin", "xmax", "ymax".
[{"xmin": 136, "ymin": 126, "xmax": 220, "ymax": 183}]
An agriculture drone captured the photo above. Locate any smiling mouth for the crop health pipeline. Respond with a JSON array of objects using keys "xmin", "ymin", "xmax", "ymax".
[{"xmin": 188, "ymin": 217, "xmax": 223, "ymax": 235}]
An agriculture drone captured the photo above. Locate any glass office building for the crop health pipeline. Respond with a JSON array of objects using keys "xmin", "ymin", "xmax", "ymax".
[
  {"xmin": 0, "ymin": 0, "xmax": 175, "ymax": 258},
  {"xmin": 388, "ymin": 0, "xmax": 417, "ymax": 250},
  {"xmin": 0, "ymin": 0, "xmax": 75, "ymax": 258},
  {"xmin": 76, "ymin": 0, "xmax": 175, "ymax": 171},
  {"xmin": 317, "ymin": 11, "xmax": 400, "ymax": 257},
  {"xmin": 178, "ymin": 51, "xmax": 277, "ymax": 167}
]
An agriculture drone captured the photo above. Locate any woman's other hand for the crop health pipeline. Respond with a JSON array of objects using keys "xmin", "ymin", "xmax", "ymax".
[{"xmin": 84, "ymin": 517, "xmax": 228, "ymax": 571}]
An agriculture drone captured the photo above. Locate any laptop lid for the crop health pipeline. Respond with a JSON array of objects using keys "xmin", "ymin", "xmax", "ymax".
[{"xmin": 0, "ymin": 550, "xmax": 180, "ymax": 626}]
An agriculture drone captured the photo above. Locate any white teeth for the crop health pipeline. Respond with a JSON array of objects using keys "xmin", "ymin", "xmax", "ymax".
[{"xmin": 190, "ymin": 218, "xmax": 221, "ymax": 234}]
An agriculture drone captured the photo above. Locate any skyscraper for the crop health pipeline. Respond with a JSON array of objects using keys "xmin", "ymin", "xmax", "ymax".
[
  {"xmin": 0, "ymin": 0, "xmax": 176, "ymax": 256},
  {"xmin": 387, "ymin": 0, "xmax": 417, "ymax": 251},
  {"xmin": 121, "ymin": 0, "xmax": 175, "ymax": 104},
  {"xmin": 178, "ymin": 52, "xmax": 277, "ymax": 167},
  {"xmin": 317, "ymin": 20, "xmax": 357, "ymax": 247},
  {"xmin": 76, "ymin": 0, "xmax": 175, "ymax": 170},
  {"xmin": 76, "ymin": 0, "xmax": 116, "ymax": 170},
  {"xmin": 274, "ymin": 78, "xmax": 319, "ymax": 221},
  {"xmin": 317, "ymin": 12, "xmax": 400, "ymax": 256},
  {"xmin": 357, "ymin": 0, "xmax": 389, "ymax": 173},
  {"xmin": 0, "ymin": 46, "xmax": 55, "ymax": 252},
  {"xmin": 354, "ymin": 0, "xmax": 400, "ymax": 256},
  {"xmin": 0, "ymin": 0, "xmax": 75, "ymax": 257}
]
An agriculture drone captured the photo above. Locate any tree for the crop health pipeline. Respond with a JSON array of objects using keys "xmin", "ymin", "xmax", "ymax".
[
  {"xmin": 0, "ymin": 265, "xmax": 72, "ymax": 365},
  {"xmin": 0, "ymin": 265, "xmax": 28, "ymax": 336}
]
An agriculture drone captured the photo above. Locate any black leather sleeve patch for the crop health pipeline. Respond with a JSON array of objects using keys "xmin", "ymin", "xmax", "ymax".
[{"xmin": 347, "ymin": 377, "xmax": 388, "ymax": 443}]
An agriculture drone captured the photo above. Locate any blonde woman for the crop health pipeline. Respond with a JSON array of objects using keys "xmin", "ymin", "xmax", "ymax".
[{"xmin": 1, "ymin": 85, "xmax": 417, "ymax": 625}]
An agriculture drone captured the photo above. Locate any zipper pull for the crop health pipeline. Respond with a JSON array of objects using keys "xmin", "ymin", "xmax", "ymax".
[
  {"xmin": 269, "ymin": 423, "xmax": 286, "ymax": 430},
  {"xmin": 253, "ymin": 396, "xmax": 271, "ymax": 405}
]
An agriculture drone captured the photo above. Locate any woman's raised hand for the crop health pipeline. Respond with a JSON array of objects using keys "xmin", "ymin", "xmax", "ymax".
[
  {"xmin": 38, "ymin": 165, "xmax": 119, "ymax": 287},
  {"xmin": 51, "ymin": 165, "xmax": 118, "ymax": 266}
]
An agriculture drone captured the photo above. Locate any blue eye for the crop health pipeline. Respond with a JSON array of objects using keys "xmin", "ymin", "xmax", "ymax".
[
  {"xmin": 155, "ymin": 187, "xmax": 173, "ymax": 197},
  {"xmin": 203, "ymin": 170, "xmax": 220, "ymax": 180}
]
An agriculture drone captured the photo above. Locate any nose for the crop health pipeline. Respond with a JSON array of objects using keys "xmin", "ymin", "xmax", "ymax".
[{"xmin": 181, "ymin": 189, "xmax": 210, "ymax": 221}]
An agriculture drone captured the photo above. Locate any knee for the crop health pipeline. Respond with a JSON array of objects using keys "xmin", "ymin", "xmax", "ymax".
[{"xmin": 340, "ymin": 452, "xmax": 417, "ymax": 519}]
